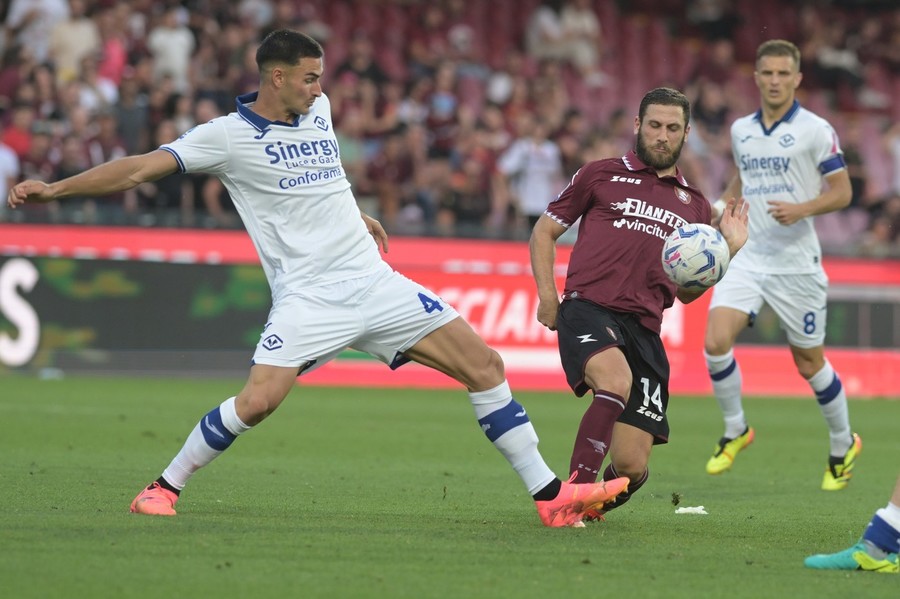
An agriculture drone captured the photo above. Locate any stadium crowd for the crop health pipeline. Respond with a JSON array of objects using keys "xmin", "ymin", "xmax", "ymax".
[{"xmin": 0, "ymin": 0, "xmax": 898, "ymax": 256}]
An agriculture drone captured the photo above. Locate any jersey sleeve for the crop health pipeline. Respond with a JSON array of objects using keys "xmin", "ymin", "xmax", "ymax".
[
  {"xmin": 814, "ymin": 121, "xmax": 846, "ymax": 176},
  {"xmin": 160, "ymin": 118, "xmax": 230, "ymax": 175},
  {"xmin": 544, "ymin": 161, "xmax": 601, "ymax": 227}
]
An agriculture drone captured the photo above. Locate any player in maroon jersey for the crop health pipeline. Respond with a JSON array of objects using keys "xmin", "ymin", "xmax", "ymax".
[{"xmin": 529, "ymin": 87, "xmax": 748, "ymax": 519}]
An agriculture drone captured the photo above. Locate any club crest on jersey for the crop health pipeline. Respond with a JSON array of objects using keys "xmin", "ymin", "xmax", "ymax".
[
  {"xmin": 779, "ymin": 134, "xmax": 795, "ymax": 148},
  {"xmin": 674, "ymin": 187, "xmax": 691, "ymax": 204},
  {"xmin": 314, "ymin": 116, "xmax": 329, "ymax": 131}
]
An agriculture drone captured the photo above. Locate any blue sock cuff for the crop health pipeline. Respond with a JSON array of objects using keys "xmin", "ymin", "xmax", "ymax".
[
  {"xmin": 863, "ymin": 515, "xmax": 900, "ymax": 554},
  {"xmin": 478, "ymin": 399, "xmax": 530, "ymax": 442},
  {"xmin": 814, "ymin": 374, "xmax": 843, "ymax": 405},
  {"xmin": 200, "ymin": 406, "xmax": 238, "ymax": 451}
]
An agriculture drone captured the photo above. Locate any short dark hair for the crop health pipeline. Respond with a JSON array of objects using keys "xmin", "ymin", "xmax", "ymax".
[
  {"xmin": 756, "ymin": 39, "xmax": 801, "ymax": 70},
  {"xmin": 256, "ymin": 29, "xmax": 324, "ymax": 71},
  {"xmin": 638, "ymin": 87, "xmax": 691, "ymax": 126}
]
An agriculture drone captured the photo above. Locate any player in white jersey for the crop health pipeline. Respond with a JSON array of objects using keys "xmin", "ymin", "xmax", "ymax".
[
  {"xmin": 6, "ymin": 30, "xmax": 627, "ymax": 526},
  {"xmin": 702, "ymin": 40, "xmax": 860, "ymax": 490}
]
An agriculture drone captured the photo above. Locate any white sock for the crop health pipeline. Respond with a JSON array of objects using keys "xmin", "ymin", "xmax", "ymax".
[
  {"xmin": 162, "ymin": 397, "xmax": 251, "ymax": 490},
  {"xmin": 705, "ymin": 349, "xmax": 746, "ymax": 438},
  {"xmin": 807, "ymin": 360, "xmax": 852, "ymax": 457},
  {"xmin": 879, "ymin": 502, "xmax": 900, "ymax": 532},
  {"xmin": 470, "ymin": 381, "xmax": 555, "ymax": 495}
]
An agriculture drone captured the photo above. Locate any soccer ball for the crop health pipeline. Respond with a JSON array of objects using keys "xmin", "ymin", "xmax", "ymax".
[{"xmin": 661, "ymin": 223, "xmax": 730, "ymax": 289}]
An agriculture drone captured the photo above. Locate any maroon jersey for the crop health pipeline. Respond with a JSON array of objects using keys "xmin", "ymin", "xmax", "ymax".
[{"xmin": 546, "ymin": 150, "xmax": 711, "ymax": 333}]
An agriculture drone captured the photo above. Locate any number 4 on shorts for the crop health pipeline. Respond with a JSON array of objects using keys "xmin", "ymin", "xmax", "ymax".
[{"xmin": 418, "ymin": 292, "xmax": 443, "ymax": 313}]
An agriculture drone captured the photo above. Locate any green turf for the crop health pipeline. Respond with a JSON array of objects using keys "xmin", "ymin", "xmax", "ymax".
[{"xmin": 1, "ymin": 375, "xmax": 897, "ymax": 598}]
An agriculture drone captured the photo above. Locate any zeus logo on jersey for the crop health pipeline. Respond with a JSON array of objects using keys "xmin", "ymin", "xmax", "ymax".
[
  {"xmin": 264, "ymin": 139, "xmax": 340, "ymax": 166},
  {"xmin": 739, "ymin": 154, "xmax": 791, "ymax": 173},
  {"xmin": 610, "ymin": 175, "xmax": 642, "ymax": 185}
]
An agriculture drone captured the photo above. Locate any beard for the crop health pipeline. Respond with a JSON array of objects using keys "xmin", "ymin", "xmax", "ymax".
[{"xmin": 635, "ymin": 131, "xmax": 685, "ymax": 171}]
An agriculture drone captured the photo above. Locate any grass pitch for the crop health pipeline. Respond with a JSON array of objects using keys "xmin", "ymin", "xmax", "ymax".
[{"xmin": 1, "ymin": 375, "xmax": 897, "ymax": 598}]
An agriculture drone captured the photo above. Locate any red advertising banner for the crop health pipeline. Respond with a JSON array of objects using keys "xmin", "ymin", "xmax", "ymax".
[{"xmin": 2, "ymin": 225, "xmax": 898, "ymax": 397}]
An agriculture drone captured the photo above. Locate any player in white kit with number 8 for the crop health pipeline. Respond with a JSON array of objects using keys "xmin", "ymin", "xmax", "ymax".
[{"xmin": 703, "ymin": 40, "xmax": 861, "ymax": 490}]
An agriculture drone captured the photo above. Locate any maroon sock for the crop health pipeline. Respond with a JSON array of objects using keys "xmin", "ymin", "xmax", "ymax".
[
  {"xmin": 602, "ymin": 464, "xmax": 649, "ymax": 511},
  {"xmin": 568, "ymin": 391, "xmax": 626, "ymax": 483}
]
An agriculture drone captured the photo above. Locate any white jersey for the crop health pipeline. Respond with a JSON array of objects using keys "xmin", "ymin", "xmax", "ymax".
[
  {"xmin": 729, "ymin": 101, "xmax": 846, "ymax": 274},
  {"xmin": 161, "ymin": 92, "xmax": 383, "ymax": 299}
]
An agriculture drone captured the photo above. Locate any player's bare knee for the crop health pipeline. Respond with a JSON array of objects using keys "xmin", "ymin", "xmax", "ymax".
[
  {"xmin": 469, "ymin": 347, "xmax": 506, "ymax": 390},
  {"xmin": 612, "ymin": 457, "xmax": 648, "ymax": 482},
  {"xmin": 792, "ymin": 351, "xmax": 824, "ymax": 380},
  {"xmin": 235, "ymin": 392, "xmax": 279, "ymax": 426},
  {"xmin": 585, "ymin": 371, "xmax": 631, "ymax": 399},
  {"xmin": 704, "ymin": 334, "xmax": 731, "ymax": 356}
]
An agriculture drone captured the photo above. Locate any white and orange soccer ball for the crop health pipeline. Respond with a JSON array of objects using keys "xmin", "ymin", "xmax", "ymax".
[{"xmin": 661, "ymin": 223, "xmax": 730, "ymax": 289}]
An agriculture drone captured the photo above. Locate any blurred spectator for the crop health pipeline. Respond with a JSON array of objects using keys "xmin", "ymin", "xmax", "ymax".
[
  {"xmin": 0, "ymin": 124, "xmax": 20, "ymax": 221},
  {"xmin": 334, "ymin": 32, "xmax": 390, "ymax": 87},
  {"xmin": 840, "ymin": 119, "xmax": 867, "ymax": 208},
  {"xmin": 147, "ymin": 6, "xmax": 196, "ymax": 94},
  {"xmin": 114, "ymin": 71, "xmax": 150, "ymax": 155},
  {"xmin": 424, "ymin": 61, "xmax": 461, "ymax": 160},
  {"xmin": 478, "ymin": 103, "xmax": 514, "ymax": 157},
  {"xmin": 290, "ymin": 3, "xmax": 332, "ymax": 45},
  {"xmin": 75, "ymin": 54, "xmax": 118, "ymax": 115},
  {"xmin": 406, "ymin": 3, "xmax": 450, "ymax": 80},
  {"xmin": 5, "ymin": 0, "xmax": 70, "ymax": 64},
  {"xmin": 53, "ymin": 132, "xmax": 92, "ymax": 223},
  {"xmin": 186, "ymin": 99, "xmax": 236, "ymax": 229},
  {"xmin": 135, "ymin": 119, "xmax": 194, "ymax": 226},
  {"xmin": 580, "ymin": 128, "xmax": 623, "ymax": 163},
  {"xmin": 559, "ymin": 0, "xmax": 608, "ymax": 86},
  {"xmin": 686, "ymin": 0, "xmax": 742, "ymax": 41},
  {"xmin": 19, "ymin": 121, "xmax": 56, "ymax": 182},
  {"xmin": 554, "ymin": 108, "xmax": 590, "ymax": 178},
  {"xmin": 486, "ymin": 51, "xmax": 528, "ymax": 106},
  {"xmin": 2, "ymin": 103, "xmax": 35, "ymax": 159},
  {"xmin": 334, "ymin": 106, "xmax": 370, "ymax": 191},
  {"xmin": 526, "ymin": 0, "xmax": 606, "ymax": 87},
  {"xmin": 531, "ymin": 59, "xmax": 571, "ymax": 133},
  {"xmin": 95, "ymin": 5, "xmax": 130, "ymax": 87},
  {"xmin": 495, "ymin": 117, "xmax": 564, "ymax": 233},
  {"xmin": 883, "ymin": 121, "xmax": 900, "ymax": 196},
  {"xmin": 237, "ymin": 0, "xmax": 275, "ymax": 30},
  {"xmin": 447, "ymin": 24, "xmax": 490, "ymax": 87},
  {"xmin": 367, "ymin": 126, "xmax": 424, "ymax": 233},
  {"xmin": 857, "ymin": 195, "xmax": 900, "ymax": 258},
  {"xmin": 686, "ymin": 38, "xmax": 738, "ymax": 88},
  {"xmin": 87, "ymin": 108, "xmax": 135, "ymax": 221},
  {"xmin": 29, "ymin": 63, "xmax": 61, "ymax": 122},
  {"xmin": 437, "ymin": 153, "xmax": 493, "ymax": 237},
  {"xmin": 48, "ymin": 0, "xmax": 101, "ymax": 86},
  {"xmin": 395, "ymin": 76, "xmax": 431, "ymax": 127},
  {"xmin": 0, "ymin": 45, "xmax": 35, "ymax": 112},
  {"xmin": 814, "ymin": 21, "xmax": 864, "ymax": 90},
  {"xmin": 164, "ymin": 93, "xmax": 195, "ymax": 136}
]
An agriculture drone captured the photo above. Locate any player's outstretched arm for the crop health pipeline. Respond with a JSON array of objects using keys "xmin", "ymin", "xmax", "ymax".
[
  {"xmin": 7, "ymin": 149, "xmax": 179, "ymax": 210},
  {"xmin": 718, "ymin": 196, "xmax": 749, "ymax": 258},
  {"xmin": 360, "ymin": 210, "xmax": 388, "ymax": 253}
]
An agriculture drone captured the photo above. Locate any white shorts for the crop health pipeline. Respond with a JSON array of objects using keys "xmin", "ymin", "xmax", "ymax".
[
  {"xmin": 708, "ymin": 264, "xmax": 829, "ymax": 348},
  {"xmin": 252, "ymin": 263, "xmax": 460, "ymax": 373}
]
